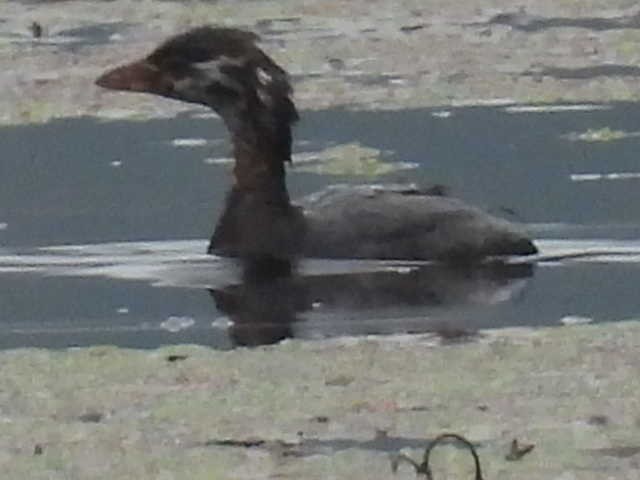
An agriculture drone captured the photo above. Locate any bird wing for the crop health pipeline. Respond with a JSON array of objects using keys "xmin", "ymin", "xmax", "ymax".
[{"xmin": 298, "ymin": 184, "xmax": 535, "ymax": 261}]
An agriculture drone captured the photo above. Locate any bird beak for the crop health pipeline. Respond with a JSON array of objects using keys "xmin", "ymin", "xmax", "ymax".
[{"xmin": 96, "ymin": 59, "xmax": 172, "ymax": 96}]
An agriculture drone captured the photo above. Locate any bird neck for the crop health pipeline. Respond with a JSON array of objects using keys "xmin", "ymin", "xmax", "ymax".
[
  {"xmin": 226, "ymin": 111, "xmax": 294, "ymax": 205},
  {"xmin": 208, "ymin": 114, "xmax": 304, "ymax": 259}
]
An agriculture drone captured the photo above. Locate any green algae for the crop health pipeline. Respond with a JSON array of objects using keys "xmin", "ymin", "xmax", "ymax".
[
  {"xmin": 1, "ymin": 321, "xmax": 639, "ymax": 478},
  {"xmin": 292, "ymin": 142, "xmax": 416, "ymax": 177},
  {"xmin": 563, "ymin": 126, "xmax": 640, "ymax": 142},
  {"xmin": 4, "ymin": 0, "xmax": 640, "ymax": 125}
]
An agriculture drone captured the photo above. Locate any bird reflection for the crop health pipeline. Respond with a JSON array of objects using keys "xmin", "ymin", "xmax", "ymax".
[{"xmin": 209, "ymin": 259, "xmax": 535, "ymax": 347}]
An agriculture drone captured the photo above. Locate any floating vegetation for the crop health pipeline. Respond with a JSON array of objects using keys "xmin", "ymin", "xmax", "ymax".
[
  {"xmin": 15, "ymin": 100, "xmax": 59, "ymax": 124},
  {"xmin": 570, "ymin": 172, "xmax": 640, "ymax": 182},
  {"xmin": 563, "ymin": 127, "xmax": 640, "ymax": 142},
  {"xmin": 505, "ymin": 104, "xmax": 610, "ymax": 114},
  {"xmin": 291, "ymin": 142, "xmax": 417, "ymax": 177}
]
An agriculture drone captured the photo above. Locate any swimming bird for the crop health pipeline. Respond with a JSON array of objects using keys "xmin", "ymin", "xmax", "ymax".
[{"xmin": 96, "ymin": 26, "xmax": 536, "ymax": 263}]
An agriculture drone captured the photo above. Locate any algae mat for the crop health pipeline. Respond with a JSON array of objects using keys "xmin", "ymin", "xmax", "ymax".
[
  {"xmin": 1, "ymin": 321, "xmax": 639, "ymax": 478},
  {"xmin": 4, "ymin": 0, "xmax": 640, "ymax": 124}
]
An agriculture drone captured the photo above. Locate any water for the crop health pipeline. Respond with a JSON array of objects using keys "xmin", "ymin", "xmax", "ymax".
[{"xmin": 1, "ymin": 104, "xmax": 640, "ymax": 348}]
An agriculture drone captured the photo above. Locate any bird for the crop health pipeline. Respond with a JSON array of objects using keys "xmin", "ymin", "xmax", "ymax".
[{"xmin": 95, "ymin": 26, "xmax": 537, "ymax": 264}]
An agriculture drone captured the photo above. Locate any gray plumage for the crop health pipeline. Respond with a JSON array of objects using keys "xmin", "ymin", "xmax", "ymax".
[{"xmin": 300, "ymin": 184, "xmax": 535, "ymax": 261}]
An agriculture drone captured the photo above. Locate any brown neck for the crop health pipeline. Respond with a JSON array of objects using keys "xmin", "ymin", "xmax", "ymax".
[
  {"xmin": 230, "ymin": 127, "xmax": 291, "ymax": 204},
  {"xmin": 208, "ymin": 115, "xmax": 305, "ymax": 259}
]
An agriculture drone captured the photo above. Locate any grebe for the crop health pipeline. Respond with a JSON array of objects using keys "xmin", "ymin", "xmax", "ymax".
[{"xmin": 96, "ymin": 26, "xmax": 536, "ymax": 263}]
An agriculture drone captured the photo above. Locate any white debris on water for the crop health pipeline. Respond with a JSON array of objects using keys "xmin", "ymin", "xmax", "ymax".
[
  {"xmin": 570, "ymin": 172, "xmax": 640, "ymax": 182},
  {"xmin": 160, "ymin": 316, "xmax": 195, "ymax": 333},
  {"xmin": 387, "ymin": 266, "xmax": 416, "ymax": 274},
  {"xmin": 203, "ymin": 157, "xmax": 233, "ymax": 165},
  {"xmin": 170, "ymin": 138, "xmax": 208, "ymax": 147},
  {"xmin": 211, "ymin": 317, "xmax": 234, "ymax": 329},
  {"xmin": 0, "ymin": 222, "xmax": 7, "ymax": 230},
  {"xmin": 431, "ymin": 110, "xmax": 452, "ymax": 118},
  {"xmin": 560, "ymin": 315, "xmax": 593, "ymax": 326}
]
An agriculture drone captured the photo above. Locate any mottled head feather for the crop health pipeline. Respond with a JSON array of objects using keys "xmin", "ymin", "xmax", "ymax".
[{"xmin": 147, "ymin": 27, "xmax": 260, "ymax": 66}]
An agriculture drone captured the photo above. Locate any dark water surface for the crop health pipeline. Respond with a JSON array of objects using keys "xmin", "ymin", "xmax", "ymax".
[{"xmin": 1, "ymin": 104, "xmax": 640, "ymax": 348}]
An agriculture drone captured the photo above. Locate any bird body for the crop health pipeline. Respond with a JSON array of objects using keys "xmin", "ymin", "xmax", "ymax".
[
  {"xmin": 299, "ymin": 184, "xmax": 535, "ymax": 261},
  {"xmin": 96, "ymin": 26, "xmax": 537, "ymax": 263}
]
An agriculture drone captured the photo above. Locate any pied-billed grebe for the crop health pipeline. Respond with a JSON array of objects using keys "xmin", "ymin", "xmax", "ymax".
[{"xmin": 96, "ymin": 26, "xmax": 537, "ymax": 263}]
